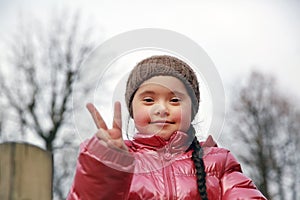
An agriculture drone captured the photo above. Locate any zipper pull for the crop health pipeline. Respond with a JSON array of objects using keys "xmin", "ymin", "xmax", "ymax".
[{"xmin": 164, "ymin": 145, "xmax": 172, "ymax": 160}]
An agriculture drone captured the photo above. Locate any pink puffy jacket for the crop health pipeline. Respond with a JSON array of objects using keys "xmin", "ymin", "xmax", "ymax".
[{"xmin": 67, "ymin": 131, "xmax": 266, "ymax": 200}]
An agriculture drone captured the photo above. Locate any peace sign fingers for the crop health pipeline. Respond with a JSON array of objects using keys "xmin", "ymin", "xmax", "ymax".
[
  {"xmin": 86, "ymin": 102, "xmax": 127, "ymax": 151},
  {"xmin": 111, "ymin": 101, "xmax": 122, "ymax": 138},
  {"xmin": 86, "ymin": 103, "xmax": 108, "ymax": 130}
]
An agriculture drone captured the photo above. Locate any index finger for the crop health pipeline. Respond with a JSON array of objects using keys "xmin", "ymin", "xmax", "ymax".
[
  {"xmin": 112, "ymin": 101, "xmax": 122, "ymax": 131},
  {"xmin": 86, "ymin": 103, "xmax": 108, "ymax": 130}
]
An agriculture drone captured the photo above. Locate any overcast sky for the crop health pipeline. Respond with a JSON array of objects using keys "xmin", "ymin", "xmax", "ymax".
[
  {"xmin": 1, "ymin": 0, "xmax": 299, "ymax": 94},
  {"xmin": 0, "ymin": 0, "xmax": 299, "ymax": 144}
]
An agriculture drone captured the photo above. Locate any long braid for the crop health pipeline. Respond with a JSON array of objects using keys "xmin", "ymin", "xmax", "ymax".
[{"xmin": 189, "ymin": 127, "xmax": 208, "ymax": 200}]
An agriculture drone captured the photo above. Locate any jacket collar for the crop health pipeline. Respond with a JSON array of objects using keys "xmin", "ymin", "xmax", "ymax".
[{"xmin": 131, "ymin": 131, "xmax": 194, "ymax": 152}]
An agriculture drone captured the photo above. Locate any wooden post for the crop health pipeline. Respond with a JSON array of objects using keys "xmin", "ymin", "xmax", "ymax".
[{"xmin": 0, "ymin": 142, "xmax": 52, "ymax": 200}]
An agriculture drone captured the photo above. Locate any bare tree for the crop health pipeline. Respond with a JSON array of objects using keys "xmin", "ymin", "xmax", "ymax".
[
  {"xmin": 226, "ymin": 71, "xmax": 300, "ymax": 200},
  {"xmin": 0, "ymin": 9, "xmax": 98, "ymax": 199}
]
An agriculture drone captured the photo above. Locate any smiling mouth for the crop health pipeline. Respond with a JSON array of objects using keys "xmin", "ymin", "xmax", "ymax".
[{"xmin": 149, "ymin": 121, "xmax": 175, "ymax": 124}]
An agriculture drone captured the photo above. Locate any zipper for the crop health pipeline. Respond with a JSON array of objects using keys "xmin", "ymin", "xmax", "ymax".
[{"xmin": 162, "ymin": 145, "xmax": 175, "ymax": 200}]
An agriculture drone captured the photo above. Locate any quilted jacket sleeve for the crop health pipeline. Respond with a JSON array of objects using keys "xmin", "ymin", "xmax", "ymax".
[
  {"xmin": 67, "ymin": 136, "xmax": 134, "ymax": 200},
  {"xmin": 221, "ymin": 151, "xmax": 267, "ymax": 200}
]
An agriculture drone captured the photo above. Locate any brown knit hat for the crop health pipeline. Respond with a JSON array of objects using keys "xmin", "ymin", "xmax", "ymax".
[{"xmin": 125, "ymin": 55, "xmax": 200, "ymax": 119}]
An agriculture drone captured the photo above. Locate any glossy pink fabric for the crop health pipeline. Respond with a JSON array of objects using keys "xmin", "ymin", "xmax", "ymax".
[{"xmin": 67, "ymin": 132, "xmax": 266, "ymax": 200}]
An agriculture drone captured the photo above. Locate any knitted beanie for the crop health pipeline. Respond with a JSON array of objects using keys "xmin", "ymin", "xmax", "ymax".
[{"xmin": 125, "ymin": 55, "xmax": 200, "ymax": 119}]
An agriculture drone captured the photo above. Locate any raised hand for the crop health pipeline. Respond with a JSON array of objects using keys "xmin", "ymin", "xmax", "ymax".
[{"xmin": 86, "ymin": 102, "xmax": 127, "ymax": 151}]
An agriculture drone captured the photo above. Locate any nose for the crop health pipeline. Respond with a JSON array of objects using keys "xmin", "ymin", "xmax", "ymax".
[{"xmin": 153, "ymin": 102, "xmax": 169, "ymax": 117}]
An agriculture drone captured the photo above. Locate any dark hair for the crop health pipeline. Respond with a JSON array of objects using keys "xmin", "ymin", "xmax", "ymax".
[{"xmin": 189, "ymin": 126, "xmax": 208, "ymax": 200}]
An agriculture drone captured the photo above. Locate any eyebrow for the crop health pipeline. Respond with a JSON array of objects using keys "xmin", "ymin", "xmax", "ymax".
[
  {"xmin": 137, "ymin": 90, "xmax": 155, "ymax": 96},
  {"xmin": 137, "ymin": 90, "xmax": 187, "ymax": 97}
]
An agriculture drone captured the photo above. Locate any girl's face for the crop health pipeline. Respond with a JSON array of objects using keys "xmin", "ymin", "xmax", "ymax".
[{"xmin": 131, "ymin": 76, "xmax": 192, "ymax": 140}]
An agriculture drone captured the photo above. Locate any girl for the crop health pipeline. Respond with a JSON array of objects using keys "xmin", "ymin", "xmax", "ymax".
[{"xmin": 68, "ymin": 55, "xmax": 267, "ymax": 199}]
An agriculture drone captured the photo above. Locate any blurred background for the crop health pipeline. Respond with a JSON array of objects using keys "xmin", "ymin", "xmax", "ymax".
[{"xmin": 0, "ymin": 0, "xmax": 299, "ymax": 199}]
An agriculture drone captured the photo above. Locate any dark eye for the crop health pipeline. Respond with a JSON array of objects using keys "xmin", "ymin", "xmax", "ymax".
[
  {"xmin": 170, "ymin": 97, "xmax": 181, "ymax": 103},
  {"xmin": 143, "ymin": 97, "xmax": 154, "ymax": 103}
]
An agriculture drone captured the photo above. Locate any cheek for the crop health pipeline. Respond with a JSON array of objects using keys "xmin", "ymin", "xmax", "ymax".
[
  {"xmin": 180, "ymin": 115, "xmax": 192, "ymax": 131},
  {"xmin": 133, "ymin": 111, "xmax": 148, "ymax": 126},
  {"xmin": 132, "ymin": 104, "xmax": 150, "ymax": 126},
  {"xmin": 173, "ymin": 104, "xmax": 192, "ymax": 130}
]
